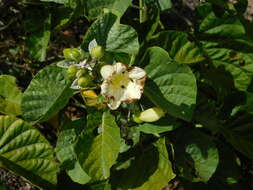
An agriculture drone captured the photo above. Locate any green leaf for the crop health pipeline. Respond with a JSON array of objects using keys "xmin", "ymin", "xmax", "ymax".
[
  {"xmin": 157, "ymin": 0, "xmax": 172, "ymax": 11},
  {"xmin": 138, "ymin": 46, "xmax": 171, "ymax": 68},
  {"xmin": 199, "ymin": 11, "xmax": 245, "ymax": 39},
  {"xmin": 77, "ymin": 111, "xmax": 120, "ymax": 181},
  {"xmin": 25, "ymin": 8, "xmax": 51, "ymax": 62},
  {"xmin": 151, "ymin": 31, "xmax": 205, "ymax": 64},
  {"xmin": 143, "ymin": 47, "xmax": 197, "ymax": 121},
  {"xmin": 86, "ymin": 0, "xmax": 132, "ymax": 19},
  {"xmin": 0, "ymin": 115, "xmax": 58, "ymax": 189},
  {"xmin": 242, "ymin": 92, "xmax": 253, "ymax": 114},
  {"xmin": 213, "ymin": 60, "xmax": 252, "ymax": 91},
  {"xmin": 136, "ymin": 117, "xmax": 179, "ymax": 134},
  {"xmin": 82, "ymin": 12, "xmax": 139, "ymax": 55},
  {"xmin": 0, "ymin": 75, "xmax": 22, "ymax": 116},
  {"xmin": 171, "ymin": 128, "xmax": 219, "ymax": 182},
  {"xmin": 222, "ymin": 114, "xmax": 253, "ymax": 160},
  {"xmin": 90, "ymin": 181, "xmax": 112, "ymax": 190},
  {"xmin": 112, "ymin": 138, "xmax": 175, "ymax": 190},
  {"xmin": 21, "ymin": 65, "xmax": 73, "ymax": 123},
  {"xmin": 56, "ymin": 118, "xmax": 91, "ymax": 184}
]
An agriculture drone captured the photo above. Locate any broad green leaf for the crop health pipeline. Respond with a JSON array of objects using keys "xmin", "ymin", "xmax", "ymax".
[
  {"xmin": 222, "ymin": 114, "xmax": 253, "ymax": 160},
  {"xmin": 137, "ymin": 46, "xmax": 171, "ymax": 68},
  {"xmin": 21, "ymin": 65, "xmax": 73, "ymax": 123},
  {"xmin": 0, "ymin": 115, "xmax": 58, "ymax": 189},
  {"xmin": 199, "ymin": 11, "xmax": 245, "ymax": 38},
  {"xmin": 151, "ymin": 31, "xmax": 205, "ymax": 64},
  {"xmin": 0, "ymin": 75, "xmax": 22, "ymax": 116},
  {"xmin": 25, "ymin": 8, "xmax": 51, "ymax": 62},
  {"xmin": 213, "ymin": 61, "xmax": 251, "ymax": 91},
  {"xmin": 134, "ymin": 138, "xmax": 175, "ymax": 190},
  {"xmin": 56, "ymin": 118, "xmax": 90, "ymax": 184},
  {"xmin": 200, "ymin": 41, "xmax": 253, "ymax": 92},
  {"xmin": 77, "ymin": 111, "xmax": 120, "ymax": 181},
  {"xmin": 144, "ymin": 47, "xmax": 197, "ymax": 121},
  {"xmin": 82, "ymin": 12, "xmax": 139, "ymax": 55},
  {"xmin": 171, "ymin": 128, "xmax": 219, "ymax": 182},
  {"xmin": 197, "ymin": 5, "xmax": 253, "ymax": 87},
  {"xmin": 112, "ymin": 138, "xmax": 175, "ymax": 190},
  {"xmin": 86, "ymin": 0, "xmax": 132, "ymax": 19}
]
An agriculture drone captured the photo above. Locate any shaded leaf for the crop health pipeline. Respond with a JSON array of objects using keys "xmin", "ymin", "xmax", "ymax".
[
  {"xmin": 112, "ymin": 138, "xmax": 175, "ymax": 190},
  {"xmin": 0, "ymin": 75, "xmax": 22, "ymax": 116},
  {"xmin": 77, "ymin": 111, "xmax": 120, "ymax": 181},
  {"xmin": 150, "ymin": 31, "xmax": 205, "ymax": 64},
  {"xmin": 25, "ymin": 8, "xmax": 51, "ymax": 62},
  {"xmin": 82, "ymin": 12, "xmax": 139, "ymax": 55},
  {"xmin": 171, "ymin": 128, "xmax": 219, "ymax": 182},
  {"xmin": 86, "ymin": 0, "xmax": 132, "ymax": 19},
  {"xmin": 223, "ymin": 114, "xmax": 253, "ymax": 160},
  {"xmin": 56, "ymin": 118, "xmax": 90, "ymax": 184}
]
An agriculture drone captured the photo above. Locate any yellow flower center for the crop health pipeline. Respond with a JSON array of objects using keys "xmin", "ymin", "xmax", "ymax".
[{"xmin": 110, "ymin": 73, "xmax": 130, "ymax": 90}]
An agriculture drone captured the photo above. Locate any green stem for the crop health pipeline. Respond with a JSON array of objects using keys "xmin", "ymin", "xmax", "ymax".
[{"xmin": 139, "ymin": 0, "xmax": 144, "ymax": 23}]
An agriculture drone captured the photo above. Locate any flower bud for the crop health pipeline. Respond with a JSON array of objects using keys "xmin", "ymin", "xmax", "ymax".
[
  {"xmin": 137, "ymin": 107, "xmax": 165, "ymax": 122},
  {"xmin": 91, "ymin": 45, "xmax": 104, "ymax": 60},
  {"xmin": 77, "ymin": 75, "xmax": 92, "ymax": 87},
  {"xmin": 63, "ymin": 48, "xmax": 84, "ymax": 61},
  {"xmin": 132, "ymin": 114, "xmax": 143, "ymax": 124},
  {"xmin": 100, "ymin": 65, "xmax": 114, "ymax": 79},
  {"xmin": 67, "ymin": 65, "xmax": 78, "ymax": 78},
  {"xmin": 76, "ymin": 69, "xmax": 88, "ymax": 78},
  {"xmin": 82, "ymin": 90, "xmax": 105, "ymax": 109}
]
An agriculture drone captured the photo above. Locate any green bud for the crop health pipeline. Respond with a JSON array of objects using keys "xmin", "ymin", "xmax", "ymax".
[
  {"xmin": 77, "ymin": 75, "xmax": 92, "ymax": 87},
  {"xmin": 63, "ymin": 48, "xmax": 84, "ymax": 61},
  {"xmin": 76, "ymin": 69, "xmax": 88, "ymax": 78},
  {"xmin": 138, "ymin": 107, "xmax": 165, "ymax": 122},
  {"xmin": 67, "ymin": 65, "xmax": 78, "ymax": 78},
  {"xmin": 132, "ymin": 114, "xmax": 143, "ymax": 124},
  {"xmin": 91, "ymin": 46, "xmax": 104, "ymax": 60}
]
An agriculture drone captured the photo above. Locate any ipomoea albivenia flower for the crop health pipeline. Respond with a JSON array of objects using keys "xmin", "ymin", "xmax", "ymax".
[{"xmin": 100, "ymin": 62, "xmax": 146, "ymax": 110}]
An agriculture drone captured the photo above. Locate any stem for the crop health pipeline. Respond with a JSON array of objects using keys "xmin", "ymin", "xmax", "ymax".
[{"xmin": 139, "ymin": 0, "xmax": 144, "ymax": 23}]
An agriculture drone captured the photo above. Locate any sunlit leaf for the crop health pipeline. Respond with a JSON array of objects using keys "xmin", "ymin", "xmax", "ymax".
[
  {"xmin": 0, "ymin": 115, "xmax": 58, "ymax": 189},
  {"xmin": 21, "ymin": 65, "xmax": 73, "ymax": 123}
]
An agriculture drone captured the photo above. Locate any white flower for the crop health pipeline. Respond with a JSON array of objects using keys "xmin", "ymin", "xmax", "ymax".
[{"xmin": 100, "ymin": 62, "xmax": 146, "ymax": 110}]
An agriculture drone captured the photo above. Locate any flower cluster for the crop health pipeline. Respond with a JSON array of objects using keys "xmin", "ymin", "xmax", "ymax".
[{"xmin": 59, "ymin": 40, "xmax": 158, "ymax": 115}]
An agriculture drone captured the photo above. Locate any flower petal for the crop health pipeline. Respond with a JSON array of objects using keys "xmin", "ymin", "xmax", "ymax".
[
  {"xmin": 123, "ymin": 81, "xmax": 142, "ymax": 101},
  {"xmin": 100, "ymin": 65, "xmax": 114, "ymax": 79},
  {"xmin": 88, "ymin": 39, "xmax": 98, "ymax": 53},
  {"xmin": 128, "ymin": 67, "xmax": 146, "ymax": 80},
  {"xmin": 101, "ymin": 80, "xmax": 125, "ymax": 110},
  {"xmin": 113, "ymin": 62, "xmax": 127, "ymax": 74},
  {"xmin": 79, "ymin": 60, "xmax": 92, "ymax": 70}
]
